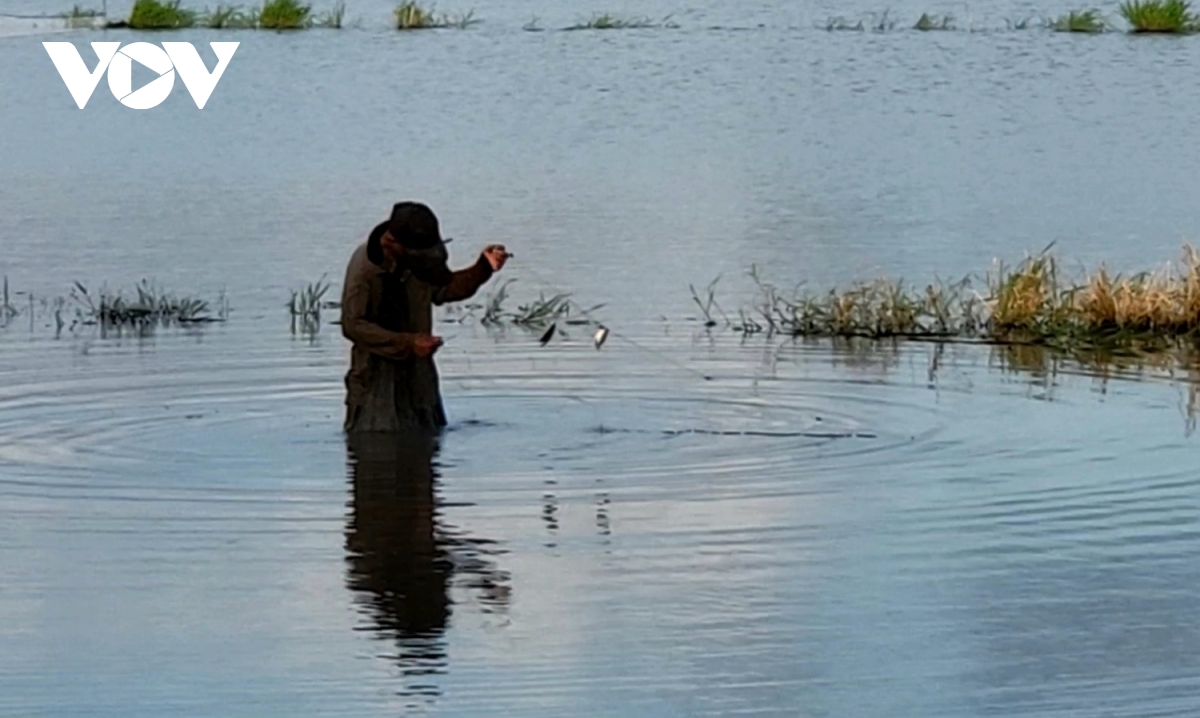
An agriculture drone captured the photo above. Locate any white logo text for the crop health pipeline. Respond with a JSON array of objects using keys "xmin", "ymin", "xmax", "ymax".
[{"xmin": 43, "ymin": 41, "xmax": 239, "ymax": 109}]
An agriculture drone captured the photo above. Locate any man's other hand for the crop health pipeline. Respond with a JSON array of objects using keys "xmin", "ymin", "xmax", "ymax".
[{"xmin": 412, "ymin": 334, "xmax": 443, "ymax": 358}]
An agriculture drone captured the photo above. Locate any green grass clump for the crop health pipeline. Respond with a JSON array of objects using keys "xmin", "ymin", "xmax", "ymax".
[
  {"xmin": 1120, "ymin": 0, "xmax": 1198, "ymax": 32},
  {"xmin": 258, "ymin": 0, "xmax": 310, "ymax": 29},
  {"xmin": 128, "ymin": 0, "xmax": 197, "ymax": 29},
  {"xmin": 1053, "ymin": 9, "xmax": 1107, "ymax": 31},
  {"xmin": 565, "ymin": 13, "xmax": 662, "ymax": 30},
  {"xmin": 914, "ymin": 12, "xmax": 954, "ymax": 30}
]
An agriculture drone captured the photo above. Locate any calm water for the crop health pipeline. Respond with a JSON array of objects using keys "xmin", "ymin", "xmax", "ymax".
[{"xmin": 3, "ymin": 4, "xmax": 1200, "ymax": 715}]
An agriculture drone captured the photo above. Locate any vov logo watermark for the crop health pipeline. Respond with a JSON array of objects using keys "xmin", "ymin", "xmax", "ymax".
[{"xmin": 43, "ymin": 42, "xmax": 239, "ymax": 109}]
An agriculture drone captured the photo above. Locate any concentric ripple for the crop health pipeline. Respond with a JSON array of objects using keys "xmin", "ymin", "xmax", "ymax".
[{"xmin": 3, "ymin": 321, "xmax": 1200, "ymax": 718}]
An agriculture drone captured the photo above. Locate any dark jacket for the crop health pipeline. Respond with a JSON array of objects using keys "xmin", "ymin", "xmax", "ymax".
[{"xmin": 341, "ymin": 226, "xmax": 493, "ymax": 432}]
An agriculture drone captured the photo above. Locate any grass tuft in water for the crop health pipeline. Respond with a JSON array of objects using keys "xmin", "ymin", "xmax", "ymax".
[
  {"xmin": 288, "ymin": 275, "xmax": 331, "ymax": 334},
  {"xmin": 1, "ymin": 276, "xmax": 18, "ymax": 327},
  {"xmin": 311, "ymin": 0, "xmax": 344, "ymax": 27},
  {"xmin": 63, "ymin": 4, "xmax": 101, "ymax": 18},
  {"xmin": 203, "ymin": 4, "xmax": 237, "ymax": 26},
  {"xmin": 394, "ymin": 1, "xmax": 436, "ymax": 28},
  {"xmin": 1053, "ymin": 9, "xmax": 1107, "ymax": 31},
  {"xmin": 258, "ymin": 0, "xmax": 310, "ymax": 29},
  {"xmin": 62, "ymin": 4, "xmax": 101, "ymax": 27},
  {"xmin": 393, "ymin": 2, "xmax": 477, "ymax": 29},
  {"xmin": 512, "ymin": 292, "xmax": 573, "ymax": 327},
  {"xmin": 870, "ymin": 10, "xmax": 897, "ymax": 31},
  {"xmin": 690, "ymin": 275, "xmax": 728, "ymax": 328},
  {"xmin": 564, "ymin": 13, "xmax": 666, "ymax": 30},
  {"xmin": 824, "ymin": 16, "xmax": 865, "ymax": 31},
  {"xmin": 201, "ymin": 4, "xmax": 260, "ymax": 27},
  {"xmin": 128, "ymin": 0, "xmax": 197, "ymax": 29},
  {"xmin": 468, "ymin": 279, "xmax": 603, "ymax": 332},
  {"xmin": 1120, "ymin": 0, "xmax": 1198, "ymax": 32},
  {"xmin": 733, "ymin": 245, "xmax": 1200, "ymax": 351},
  {"xmin": 71, "ymin": 280, "xmax": 220, "ymax": 328},
  {"xmin": 914, "ymin": 12, "xmax": 955, "ymax": 30}
]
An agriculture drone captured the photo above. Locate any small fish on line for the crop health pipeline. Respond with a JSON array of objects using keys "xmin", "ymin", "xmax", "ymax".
[
  {"xmin": 593, "ymin": 325, "xmax": 609, "ymax": 350},
  {"xmin": 539, "ymin": 323, "xmax": 557, "ymax": 346}
]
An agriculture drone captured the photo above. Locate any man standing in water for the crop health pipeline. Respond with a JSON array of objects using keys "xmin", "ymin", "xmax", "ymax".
[{"xmin": 341, "ymin": 201, "xmax": 509, "ymax": 433}]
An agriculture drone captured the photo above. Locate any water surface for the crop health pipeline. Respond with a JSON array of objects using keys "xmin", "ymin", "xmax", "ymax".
[{"xmin": 3, "ymin": 6, "xmax": 1200, "ymax": 716}]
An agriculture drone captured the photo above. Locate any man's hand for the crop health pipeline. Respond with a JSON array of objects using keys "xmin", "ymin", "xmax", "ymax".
[
  {"xmin": 412, "ymin": 334, "xmax": 443, "ymax": 358},
  {"xmin": 482, "ymin": 244, "xmax": 510, "ymax": 272}
]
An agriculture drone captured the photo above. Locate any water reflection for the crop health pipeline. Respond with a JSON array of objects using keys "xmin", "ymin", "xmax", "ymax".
[{"xmin": 344, "ymin": 432, "xmax": 511, "ymax": 700}]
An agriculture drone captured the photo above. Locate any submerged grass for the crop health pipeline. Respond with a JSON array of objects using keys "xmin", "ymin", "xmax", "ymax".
[
  {"xmin": 821, "ymin": 10, "xmax": 894, "ymax": 31},
  {"xmin": 1120, "ymin": 0, "xmax": 1198, "ymax": 32},
  {"xmin": 467, "ymin": 278, "xmax": 604, "ymax": 331},
  {"xmin": 1, "ymin": 276, "xmax": 17, "ymax": 327},
  {"xmin": 0, "ymin": 279, "xmax": 229, "ymax": 337},
  {"xmin": 823, "ymin": 16, "xmax": 866, "ymax": 31},
  {"xmin": 1053, "ymin": 9, "xmax": 1107, "ymax": 31},
  {"xmin": 731, "ymin": 245, "xmax": 1200, "ymax": 351},
  {"xmin": 62, "ymin": 4, "xmax": 102, "ymax": 27},
  {"xmin": 63, "ymin": 4, "xmax": 100, "ymax": 17},
  {"xmin": 71, "ymin": 280, "xmax": 223, "ymax": 327},
  {"xmin": 288, "ymin": 275, "xmax": 331, "ymax": 334},
  {"xmin": 128, "ymin": 0, "xmax": 196, "ymax": 28},
  {"xmin": 311, "ymin": 0, "xmax": 344, "ymax": 27},
  {"xmin": 690, "ymin": 275, "xmax": 729, "ymax": 328},
  {"xmin": 564, "ymin": 13, "xmax": 671, "ymax": 30}
]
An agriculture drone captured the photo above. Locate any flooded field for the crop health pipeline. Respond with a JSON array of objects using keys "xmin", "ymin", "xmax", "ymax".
[{"xmin": 4, "ymin": 1, "xmax": 1200, "ymax": 715}]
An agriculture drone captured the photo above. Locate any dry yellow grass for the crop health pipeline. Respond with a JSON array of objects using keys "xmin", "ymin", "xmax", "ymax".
[
  {"xmin": 1071, "ymin": 245, "xmax": 1200, "ymax": 334},
  {"xmin": 740, "ymin": 244, "xmax": 1200, "ymax": 348}
]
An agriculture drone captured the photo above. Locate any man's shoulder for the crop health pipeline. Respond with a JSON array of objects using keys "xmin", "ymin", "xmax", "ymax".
[{"xmin": 345, "ymin": 242, "xmax": 377, "ymax": 274}]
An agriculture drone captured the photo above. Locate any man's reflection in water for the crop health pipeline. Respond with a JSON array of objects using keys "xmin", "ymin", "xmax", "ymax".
[{"xmin": 344, "ymin": 432, "xmax": 510, "ymax": 700}]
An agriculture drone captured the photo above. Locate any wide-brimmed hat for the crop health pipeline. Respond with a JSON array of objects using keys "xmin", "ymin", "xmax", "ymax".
[
  {"xmin": 386, "ymin": 201, "xmax": 441, "ymax": 250},
  {"xmin": 366, "ymin": 201, "xmax": 443, "ymax": 266}
]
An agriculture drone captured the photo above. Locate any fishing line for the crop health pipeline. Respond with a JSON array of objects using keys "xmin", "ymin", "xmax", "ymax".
[{"xmin": 508, "ymin": 256, "xmax": 716, "ymax": 383}]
